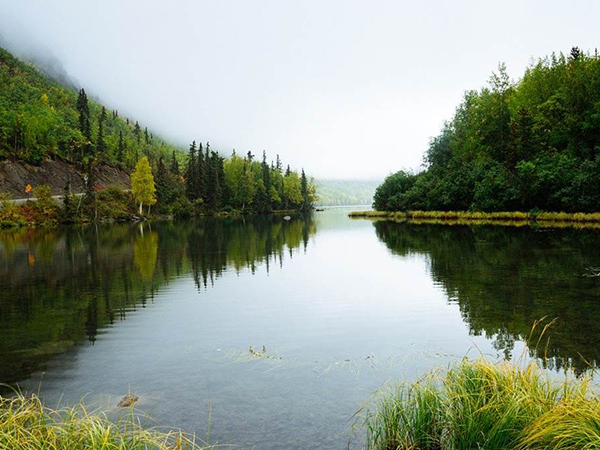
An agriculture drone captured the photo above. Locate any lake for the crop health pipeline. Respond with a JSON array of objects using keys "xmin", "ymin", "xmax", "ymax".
[{"xmin": 1, "ymin": 208, "xmax": 600, "ymax": 449}]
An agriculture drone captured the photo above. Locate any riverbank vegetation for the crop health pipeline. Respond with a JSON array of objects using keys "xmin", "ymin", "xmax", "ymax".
[
  {"xmin": 0, "ymin": 392, "xmax": 209, "ymax": 449},
  {"xmin": 373, "ymin": 47, "xmax": 600, "ymax": 213},
  {"xmin": 349, "ymin": 209, "xmax": 600, "ymax": 228},
  {"xmin": 363, "ymin": 358, "xmax": 600, "ymax": 450}
]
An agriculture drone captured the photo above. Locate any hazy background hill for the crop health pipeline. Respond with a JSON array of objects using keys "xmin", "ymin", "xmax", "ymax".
[{"xmin": 314, "ymin": 179, "xmax": 379, "ymax": 206}]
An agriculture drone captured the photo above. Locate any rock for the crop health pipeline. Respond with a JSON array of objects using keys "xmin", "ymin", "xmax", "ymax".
[
  {"xmin": 117, "ymin": 394, "xmax": 139, "ymax": 408},
  {"xmin": 283, "ymin": 215, "xmax": 291, "ymax": 221}
]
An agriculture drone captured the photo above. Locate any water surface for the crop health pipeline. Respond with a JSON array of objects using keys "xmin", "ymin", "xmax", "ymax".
[{"xmin": 1, "ymin": 209, "xmax": 599, "ymax": 449}]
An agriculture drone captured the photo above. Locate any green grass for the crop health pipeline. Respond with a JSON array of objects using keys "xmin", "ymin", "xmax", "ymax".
[
  {"xmin": 0, "ymin": 392, "xmax": 211, "ymax": 450},
  {"xmin": 349, "ymin": 210, "xmax": 600, "ymax": 228},
  {"xmin": 362, "ymin": 358, "xmax": 600, "ymax": 450}
]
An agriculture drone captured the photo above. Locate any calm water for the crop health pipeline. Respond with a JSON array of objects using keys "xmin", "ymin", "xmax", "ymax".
[{"xmin": 1, "ymin": 209, "xmax": 600, "ymax": 449}]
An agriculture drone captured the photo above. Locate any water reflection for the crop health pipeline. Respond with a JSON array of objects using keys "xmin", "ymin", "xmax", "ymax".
[
  {"xmin": 373, "ymin": 221, "xmax": 600, "ymax": 374},
  {"xmin": 0, "ymin": 215, "xmax": 315, "ymax": 386}
]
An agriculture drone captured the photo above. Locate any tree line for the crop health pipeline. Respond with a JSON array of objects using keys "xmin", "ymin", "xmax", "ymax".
[
  {"xmin": 374, "ymin": 47, "xmax": 600, "ymax": 213},
  {"xmin": 150, "ymin": 142, "xmax": 316, "ymax": 216}
]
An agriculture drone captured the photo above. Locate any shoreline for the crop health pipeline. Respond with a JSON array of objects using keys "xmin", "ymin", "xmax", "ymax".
[{"xmin": 349, "ymin": 210, "xmax": 600, "ymax": 228}]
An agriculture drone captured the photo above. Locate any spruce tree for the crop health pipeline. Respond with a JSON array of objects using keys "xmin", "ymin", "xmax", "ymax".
[
  {"xmin": 170, "ymin": 150, "xmax": 180, "ymax": 175},
  {"xmin": 117, "ymin": 130, "xmax": 125, "ymax": 164},
  {"xmin": 95, "ymin": 107, "xmax": 107, "ymax": 156},
  {"xmin": 300, "ymin": 169, "xmax": 309, "ymax": 210},
  {"xmin": 76, "ymin": 88, "xmax": 92, "ymax": 158},
  {"xmin": 185, "ymin": 141, "xmax": 198, "ymax": 200},
  {"xmin": 133, "ymin": 121, "xmax": 141, "ymax": 144},
  {"xmin": 197, "ymin": 142, "xmax": 206, "ymax": 201},
  {"xmin": 144, "ymin": 127, "xmax": 149, "ymax": 144}
]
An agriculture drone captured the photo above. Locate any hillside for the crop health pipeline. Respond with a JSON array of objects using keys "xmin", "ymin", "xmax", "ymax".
[
  {"xmin": 374, "ymin": 47, "xmax": 600, "ymax": 213},
  {"xmin": 0, "ymin": 45, "xmax": 182, "ymax": 169},
  {"xmin": 314, "ymin": 179, "xmax": 379, "ymax": 206}
]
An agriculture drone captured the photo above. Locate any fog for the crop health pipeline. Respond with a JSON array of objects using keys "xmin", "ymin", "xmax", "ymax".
[{"xmin": 0, "ymin": 0, "xmax": 598, "ymax": 179}]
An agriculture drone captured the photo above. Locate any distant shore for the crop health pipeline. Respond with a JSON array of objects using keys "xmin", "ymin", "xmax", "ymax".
[{"xmin": 349, "ymin": 210, "xmax": 600, "ymax": 228}]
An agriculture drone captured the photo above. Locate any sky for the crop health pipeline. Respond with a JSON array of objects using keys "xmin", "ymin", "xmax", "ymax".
[{"xmin": 0, "ymin": 1, "xmax": 599, "ymax": 179}]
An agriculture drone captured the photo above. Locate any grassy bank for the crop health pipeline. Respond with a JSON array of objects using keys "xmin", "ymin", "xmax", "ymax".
[
  {"xmin": 0, "ymin": 392, "xmax": 210, "ymax": 449},
  {"xmin": 363, "ymin": 358, "xmax": 600, "ymax": 450},
  {"xmin": 349, "ymin": 210, "xmax": 600, "ymax": 228}
]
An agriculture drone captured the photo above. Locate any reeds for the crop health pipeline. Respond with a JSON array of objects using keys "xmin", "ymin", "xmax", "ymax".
[
  {"xmin": 349, "ymin": 210, "xmax": 600, "ymax": 228},
  {"xmin": 0, "ymin": 392, "xmax": 210, "ymax": 450},
  {"xmin": 363, "ymin": 358, "xmax": 600, "ymax": 450}
]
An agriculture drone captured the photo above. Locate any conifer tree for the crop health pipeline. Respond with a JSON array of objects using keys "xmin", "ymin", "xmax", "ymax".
[
  {"xmin": 197, "ymin": 142, "xmax": 206, "ymax": 201},
  {"xmin": 76, "ymin": 88, "xmax": 92, "ymax": 158},
  {"xmin": 117, "ymin": 130, "xmax": 125, "ymax": 164},
  {"xmin": 185, "ymin": 141, "xmax": 198, "ymax": 200},
  {"xmin": 95, "ymin": 107, "xmax": 107, "ymax": 156},
  {"xmin": 300, "ymin": 169, "xmax": 310, "ymax": 210},
  {"xmin": 133, "ymin": 121, "xmax": 141, "ymax": 144},
  {"xmin": 170, "ymin": 150, "xmax": 180, "ymax": 175},
  {"xmin": 144, "ymin": 127, "xmax": 149, "ymax": 144}
]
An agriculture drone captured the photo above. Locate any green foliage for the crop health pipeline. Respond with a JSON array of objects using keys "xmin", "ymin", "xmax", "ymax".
[
  {"xmin": 0, "ymin": 45, "xmax": 181, "ymax": 167},
  {"xmin": 375, "ymin": 48, "xmax": 600, "ymax": 213},
  {"xmin": 131, "ymin": 156, "xmax": 156, "ymax": 214}
]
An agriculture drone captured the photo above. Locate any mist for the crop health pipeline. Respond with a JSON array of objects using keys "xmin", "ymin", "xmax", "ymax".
[{"xmin": 0, "ymin": 0, "xmax": 598, "ymax": 179}]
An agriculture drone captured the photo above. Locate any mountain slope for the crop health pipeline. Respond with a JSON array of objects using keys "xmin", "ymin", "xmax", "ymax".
[{"xmin": 0, "ymin": 45, "xmax": 181, "ymax": 168}]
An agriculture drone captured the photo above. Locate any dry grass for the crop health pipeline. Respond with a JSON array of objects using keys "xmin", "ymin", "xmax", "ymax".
[
  {"xmin": 0, "ymin": 392, "xmax": 212, "ymax": 450},
  {"xmin": 349, "ymin": 210, "xmax": 600, "ymax": 228}
]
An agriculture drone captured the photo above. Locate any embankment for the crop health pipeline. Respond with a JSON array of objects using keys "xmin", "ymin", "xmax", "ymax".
[{"xmin": 0, "ymin": 157, "xmax": 130, "ymax": 199}]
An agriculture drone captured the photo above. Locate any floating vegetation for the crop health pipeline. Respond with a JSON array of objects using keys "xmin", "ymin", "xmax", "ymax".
[{"xmin": 223, "ymin": 345, "xmax": 289, "ymax": 371}]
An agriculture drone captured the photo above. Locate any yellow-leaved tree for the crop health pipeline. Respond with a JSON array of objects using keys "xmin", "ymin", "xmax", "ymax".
[{"xmin": 131, "ymin": 156, "xmax": 156, "ymax": 215}]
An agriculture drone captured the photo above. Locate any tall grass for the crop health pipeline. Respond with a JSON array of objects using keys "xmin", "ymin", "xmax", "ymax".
[
  {"xmin": 349, "ymin": 210, "xmax": 600, "ymax": 228},
  {"xmin": 363, "ymin": 358, "xmax": 600, "ymax": 450},
  {"xmin": 0, "ymin": 392, "xmax": 211, "ymax": 450}
]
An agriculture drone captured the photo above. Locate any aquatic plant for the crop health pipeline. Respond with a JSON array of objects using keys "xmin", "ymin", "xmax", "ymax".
[
  {"xmin": 0, "ymin": 392, "xmax": 212, "ymax": 450},
  {"xmin": 362, "ymin": 358, "xmax": 600, "ymax": 450}
]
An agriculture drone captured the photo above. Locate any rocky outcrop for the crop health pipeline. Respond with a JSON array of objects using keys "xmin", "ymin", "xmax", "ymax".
[{"xmin": 0, "ymin": 157, "xmax": 130, "ymax": 199}]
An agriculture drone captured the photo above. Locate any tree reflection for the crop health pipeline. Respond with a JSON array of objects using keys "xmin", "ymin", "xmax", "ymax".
[
  {"xmin": 0, "ymin": 215, "xmax": 315, "ymax": 386},
  {"xmin": 374, "ymin": 221, "xmax": 600, "ymax": 374}
]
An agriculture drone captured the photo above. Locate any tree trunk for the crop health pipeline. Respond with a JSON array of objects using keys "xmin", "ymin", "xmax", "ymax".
[{"xmin": 139, "ymin": 202, "xmax": 143, "ymax": 215}]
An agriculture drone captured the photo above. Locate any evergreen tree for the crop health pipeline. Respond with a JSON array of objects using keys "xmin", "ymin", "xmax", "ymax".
[
  {"xmin": 170, "ymin": 150, "xmax": 180, "ymax": 175},
  {"xmin": 300, "ymin": 168, "xmax": 309, "ymax": 210},
  {"xmin": 133, "ymin": 121, "xmax": 141, "ymax": 144},
  {"xmin": 207, "ymin": 151, "xmax": 222, "ymax": 210},
  {"xmin": 197, "ymin": 142, "xmax": 206, "ymax": 201},
  {"xmin": 144, "ymin": 127, "xmax": 149, "ymax": 144},
  {"xmin": 95, "ymin": 107, "xmax": 107, "ymax": 156},
  {"xmin": 185, "ymin": 141, "xmax": 198, "ymax": 200},
  {"xmin": 117, "ymin": 130, "xmax": 125, "ymax": 164},
  {"xmin": 76, "ymin": 88, "xmax": 92, "ymax": 158}
]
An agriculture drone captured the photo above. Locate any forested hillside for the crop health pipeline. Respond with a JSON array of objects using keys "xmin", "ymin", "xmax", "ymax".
[
  {"xmin": 314, "ymin": 179, "xmax": 378, "ymax": 206},
  {"xmin": 374, "ymin": 47, "xmax": 600, "ymax": 213},
  {"xmin": 0, "ymin": 45, "xmax": 317, "ymax": 216},
  {"xmin": 0, "ymin": 45, "xmax": 179, "ymax": 168}
]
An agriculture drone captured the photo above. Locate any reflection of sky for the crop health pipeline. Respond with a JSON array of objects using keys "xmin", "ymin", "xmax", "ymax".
[{"xmin": 20, "ymin": 210, "xmax": 525, "ymax": 449}]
